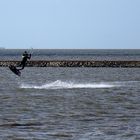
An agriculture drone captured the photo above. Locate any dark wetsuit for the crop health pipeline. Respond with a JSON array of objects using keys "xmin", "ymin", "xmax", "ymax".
[{"xmin": 18, "ymin": 52, "xmax": 31, "ymax": 70}]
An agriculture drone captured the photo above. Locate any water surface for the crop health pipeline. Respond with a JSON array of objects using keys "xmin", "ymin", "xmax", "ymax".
[{"xmin": 0, "ymin": 67, "xmax": 140, "ymax": 139}]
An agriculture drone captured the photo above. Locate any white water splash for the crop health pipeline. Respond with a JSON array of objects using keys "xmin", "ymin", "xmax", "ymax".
[{"xmin": 20, "ymin": 80, "xmax": 118, "ymax": 90}]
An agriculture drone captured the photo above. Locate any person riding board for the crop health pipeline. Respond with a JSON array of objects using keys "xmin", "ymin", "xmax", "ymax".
[{"xmin": 17, "ymin": 51, "xmax": 31, "ymax": 70}]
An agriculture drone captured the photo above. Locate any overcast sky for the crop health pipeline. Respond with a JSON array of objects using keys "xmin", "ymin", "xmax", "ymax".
[{"xmin": 0, "ymin": 0, "xmax": 140, "ymax": 49}]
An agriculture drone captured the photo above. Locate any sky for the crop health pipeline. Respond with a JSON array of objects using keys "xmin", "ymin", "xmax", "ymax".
[{"xmin": 0, "ymin": 0, "xmax": 140, "ymax": 49}]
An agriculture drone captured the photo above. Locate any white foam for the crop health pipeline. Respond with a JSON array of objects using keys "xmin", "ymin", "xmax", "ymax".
[{"xmin": 20, "ymin": 80, "xmax": 117, "ymax": 90}]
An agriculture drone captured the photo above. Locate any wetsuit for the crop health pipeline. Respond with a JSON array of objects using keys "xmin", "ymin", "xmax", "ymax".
[{"xmin": 18, "ymin": 52, "xmax": 31, "ymax": 70}]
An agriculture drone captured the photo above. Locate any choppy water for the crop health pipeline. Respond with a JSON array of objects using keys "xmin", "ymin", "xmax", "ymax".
[
  {"xmin": 0, "ymin": 49, "xmax": 140, "ymax": 60},
  {"xmin": 0, "ymin": 66, "xmax": 140, "ymax": 140}
]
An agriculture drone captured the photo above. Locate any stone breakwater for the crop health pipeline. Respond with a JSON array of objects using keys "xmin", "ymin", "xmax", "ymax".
[{"xmin": 0, "ymin": 60, "xmax": 140, "ymax": 67}]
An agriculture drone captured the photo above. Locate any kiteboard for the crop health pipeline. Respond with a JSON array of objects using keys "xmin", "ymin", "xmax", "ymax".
[{"xmin": 9, "ymin": 65, "xmax": 21, "ymax": 76}]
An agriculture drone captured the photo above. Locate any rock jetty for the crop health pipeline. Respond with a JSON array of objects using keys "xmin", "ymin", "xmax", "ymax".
[{"xmin": 0, "ymin": 60, "xmax": 140, "ymax": 67}]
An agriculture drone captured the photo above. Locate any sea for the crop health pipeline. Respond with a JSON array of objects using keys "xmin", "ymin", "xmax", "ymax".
[{"xmin": 0, "ymin": 49, "xmax": 140, "ymax": 140}]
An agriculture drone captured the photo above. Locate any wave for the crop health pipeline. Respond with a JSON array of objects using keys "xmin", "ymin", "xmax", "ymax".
[{"xmin": 20, "ymin": 80, "xmax": 120, "ymax": 90}]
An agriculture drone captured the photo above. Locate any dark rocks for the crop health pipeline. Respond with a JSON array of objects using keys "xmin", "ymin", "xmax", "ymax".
[{"xmin": 0, "ymin": 60, "xmax": 140, "ymax": 67}]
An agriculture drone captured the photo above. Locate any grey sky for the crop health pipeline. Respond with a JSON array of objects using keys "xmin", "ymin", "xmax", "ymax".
[{"xmin": 0, "ymin": 0, "xmax": 140, "ymax": 49}]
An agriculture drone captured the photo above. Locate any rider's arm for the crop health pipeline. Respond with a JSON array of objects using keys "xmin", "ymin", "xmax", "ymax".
[{"xmin": 27, "ymin": 54, "xmax": 31, "ymax": 59}]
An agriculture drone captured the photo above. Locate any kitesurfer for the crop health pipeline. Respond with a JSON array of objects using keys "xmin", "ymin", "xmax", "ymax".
[{"xmin": 17, "ymin": 51, "xmax": 31, "ymax": 70}]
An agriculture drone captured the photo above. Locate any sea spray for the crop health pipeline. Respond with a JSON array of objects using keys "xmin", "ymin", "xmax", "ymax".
[{"xmin": 20, "ymin": 80, "xmax": 118, "ymax": 90}]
